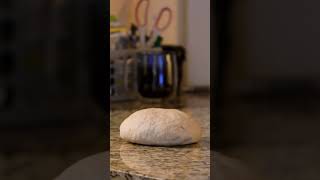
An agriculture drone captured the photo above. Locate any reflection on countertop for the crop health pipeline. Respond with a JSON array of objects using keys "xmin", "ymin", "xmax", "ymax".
[{"xmin": 110, "ymin": 92, "xmax": 210, "ymax": 180}]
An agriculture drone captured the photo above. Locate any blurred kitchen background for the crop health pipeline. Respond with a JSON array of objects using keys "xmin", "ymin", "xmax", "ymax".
[
  {"xmin": 0, "ymin": 0, "xmax": 106, "ymax": 179},
  {"xmin": 110, "ymin": 0, "xmax": 210, "ymax": 106},
  {"xmin": 215, "ymin": 0, "xmax": 320, "ymax": 148},
  {"xmin": 214, "ymin": 0, "xmax": 320, "ymax": 179}
]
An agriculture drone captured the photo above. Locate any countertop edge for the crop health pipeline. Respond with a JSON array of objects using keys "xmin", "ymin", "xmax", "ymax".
[{"xmin": 111, "ymin": 169, "xmax": 160, "ymax": 180}]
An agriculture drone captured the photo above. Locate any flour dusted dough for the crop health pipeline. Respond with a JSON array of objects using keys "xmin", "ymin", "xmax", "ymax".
[{"xmin": 120, "ymin": 108, "xmax": 202, "ymax": 146}]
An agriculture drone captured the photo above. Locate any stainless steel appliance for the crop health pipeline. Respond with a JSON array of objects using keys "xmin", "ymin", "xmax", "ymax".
[{"xmin": 110, "ymin": 46, "xmax": 185, "ymax": 103}]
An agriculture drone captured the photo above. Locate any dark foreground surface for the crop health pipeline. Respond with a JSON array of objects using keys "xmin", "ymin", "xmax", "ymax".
[{"xmin": 214, "ymin": 94, "xmax": 320, "ymax": 180}]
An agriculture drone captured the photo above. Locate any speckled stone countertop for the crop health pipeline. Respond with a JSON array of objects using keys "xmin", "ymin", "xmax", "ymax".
[{"xmin": 110, "ymin": 93, "xmax": 210, "ymax": 180}]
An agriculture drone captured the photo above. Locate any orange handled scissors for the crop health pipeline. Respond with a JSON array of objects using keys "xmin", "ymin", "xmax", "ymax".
[{"xmin": 135, "ymin": 0, "xmax": 173, "ymax": 47}]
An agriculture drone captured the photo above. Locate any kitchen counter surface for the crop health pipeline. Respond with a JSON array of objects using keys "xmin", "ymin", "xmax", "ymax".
[{"xmin": 110, "ymin": 93, "xmax": 210, "ymax": 180}]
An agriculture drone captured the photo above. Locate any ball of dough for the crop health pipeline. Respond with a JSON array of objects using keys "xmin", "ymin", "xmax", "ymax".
[{"xmin": 120, "ymin": 108, "xmax": 202, "ymax": 146}]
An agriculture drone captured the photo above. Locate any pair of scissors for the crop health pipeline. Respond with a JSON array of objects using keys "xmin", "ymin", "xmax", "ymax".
[{"xmin": 135, "ymin": 0, "xmax": 172, "ymax": 48}]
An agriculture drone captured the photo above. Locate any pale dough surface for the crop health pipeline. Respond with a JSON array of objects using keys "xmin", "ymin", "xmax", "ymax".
[{"xmin": 120, "ymin": 108, "xmax": 202, "ymax": 146}]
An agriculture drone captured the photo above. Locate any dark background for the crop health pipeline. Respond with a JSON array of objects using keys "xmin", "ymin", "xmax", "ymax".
[
  {"xmin": 215, "ymin": 0, "xmax": 320, "ymax": 149},
  {"xmin": 0, "ymin": 0, "xmax": 107, "ymax": 179},
  {"xmin": 214, "ymin": 0, "xmax": 320, "ymax": 179}
]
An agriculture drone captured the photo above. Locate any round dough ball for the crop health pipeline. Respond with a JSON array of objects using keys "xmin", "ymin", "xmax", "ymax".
[{"xmin": 120, "ymin": 108, "xmax": 202, "ymax": 146}]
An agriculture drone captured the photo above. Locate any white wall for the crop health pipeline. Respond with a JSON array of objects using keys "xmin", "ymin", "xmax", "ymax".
[
  {"xmin": 186, "ymin": 0, "xmax": 210, "ymax": 87},
  {"xmin": 110, "ymin": 0, "xmax": 130, "ymax": 16},
  {"xmin": 110, "ymin": 0, "xmax": 132, "ymax": 27}
]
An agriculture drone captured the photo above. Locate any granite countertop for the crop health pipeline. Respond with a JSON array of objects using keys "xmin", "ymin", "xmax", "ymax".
[{"xmin": 110, "ymin": 93, "xmax": 210, "ymax": 180}]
